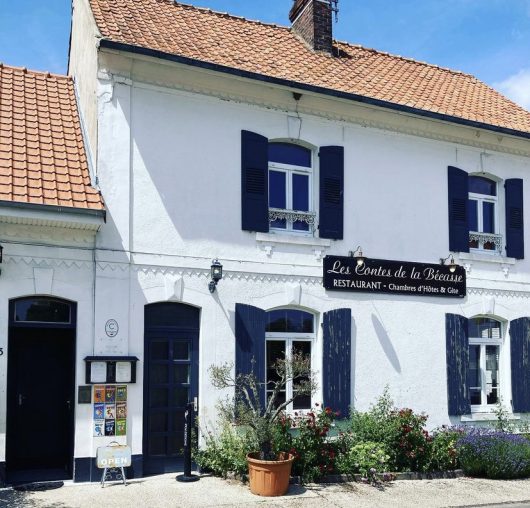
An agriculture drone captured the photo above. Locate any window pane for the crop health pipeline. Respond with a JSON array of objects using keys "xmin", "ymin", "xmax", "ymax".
[
  {"xmin": 173, "ymin": 342, "xmax": 189, "ymax": 360},
  {"xmin": 483, "ymin": 202, "xmax": 495, "ymax": 234},
  {"xmin": 267, "ymin": 390, "xmax": 286, "ymax": 409},
  {"xmin": 14, "ymin": 298, "xmax": 71, "ymax": 323},
  {"xmin": 293, "ymin": 341, "xmax": 311, "ymax": 410},
  {"xmin": 469, "ymin": 318, "xmax": 502, "ymax": 339},
  {"xmin": 174, "ymin": 365, "xmax": 190, "ymax": 384},
  {"xmin": 150, "ymin": 365, "xmax": 169, "ymax": 384},
  {"xmin": 292, "ymin": 174, "xmax": 309, "ymax": 211},
  {"xmin": 269, "ymin": 143, "xmax": 311, "ymax": 167},
  {"xmin": 151, "ymin": 341, "xmax": 169, "ymax": 360},
  {"xmin": 150, "ymin": 388, "xmax": 168, "ymax": 408},
  {"xmin": 150, "ymin": 412, "xmax": 168, "ymax": 432},
  {"xmin": 172, "ymin": 387, "xmax": 189, "ymax": 407},
  {"xmin": 468, "ymin": 345, "xmax": 481, "ymax": 405},
  {"xmin": 469, "ymin": 176, "xmax": 496, "ymax": 196},
  {"xmin": 269, "ymin": 170, "xmax": 287, "ymax": 228},
  {"xmin": 266, "ymin": 309, "xmax": 314, "ymax": 333},
  {"xmin": 266, "ymin": 340, "xmax": 285, "ymax": 389},
  {"xmin": 269, "ymin": 171, "xmax": 286, "ymax": 208},
  {"xmin": 468, "ymin": 200, "xmax": 478, "ymax": 232},
  {"xmin": 486, "ymin": 345, "xmax": 499, "ymax": 405}
]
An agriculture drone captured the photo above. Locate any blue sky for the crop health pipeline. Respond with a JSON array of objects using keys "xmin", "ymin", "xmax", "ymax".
[{"xmin": 1, "ymin": 0, "xmax": 529, "ymax": 109}]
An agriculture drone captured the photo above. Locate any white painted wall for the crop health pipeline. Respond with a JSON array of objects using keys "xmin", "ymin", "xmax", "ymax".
[
  {"xmin": 0, "ymin": 222, "xmax": 98, "ymax": 463},
  {"xmin": 90, "ymin": 52, "xmax": 530, "ymax": 440}
]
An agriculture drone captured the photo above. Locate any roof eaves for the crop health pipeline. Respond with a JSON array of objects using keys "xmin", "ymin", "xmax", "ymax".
[
  {"xmin": 0, "ymin": 200, "xmax": 106, "ymax": 220},
  {"xmin": 99, "ymin": 39, "xmax": 530, "ymax": 141}
]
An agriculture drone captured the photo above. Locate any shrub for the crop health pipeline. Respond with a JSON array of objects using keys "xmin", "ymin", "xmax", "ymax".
[
  {"xmin": 287, "ymin": 407, "xmax": 339, "ymax": 483},
  {"xmin": 427, "ymin": 427, "xmax": 462, "ymax": 471},
  {"xmin": 457, "ymin": 429, "xmax": 530, "ymax": 479},
  {"xmin": 389, "ymin": 408, "xmax": 431, "ymax": 472},
  {"xmin": 337, "ymin": 441, "xmax": 389, "ymax": 483},
  {"xmin": 195, "ymin": 423, "xmax": 256, "ymax": 478},
  {"xmin": 348, "ymin": 389, "xmax": 431, "ymax": 472}
]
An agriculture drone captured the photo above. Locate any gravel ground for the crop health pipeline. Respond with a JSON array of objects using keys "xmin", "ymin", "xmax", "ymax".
[{"xmin": 2, "ymin": 474, "xmax": 530, "ymax": 508}]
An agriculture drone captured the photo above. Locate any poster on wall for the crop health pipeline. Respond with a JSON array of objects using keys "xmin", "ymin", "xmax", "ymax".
[
  {"xmin": 94, "ymin": 385, "xmax": 105, "ymax": 404},
  {"xmin": 94, "ymin": 420, "xmax": 104, "ymax": 437},
  {"xmin": 93, "ymin": 385, "xmax": 128, "ymax": 437}
]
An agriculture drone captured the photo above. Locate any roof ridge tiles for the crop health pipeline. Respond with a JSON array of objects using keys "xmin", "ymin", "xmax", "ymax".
[
  {"xmin": 0, "ymin": 63, "xmax": 73, "ymax": 82},
  {"xmin": 172, "ymin": 0, "xmax": 290, "ymax": 31}
]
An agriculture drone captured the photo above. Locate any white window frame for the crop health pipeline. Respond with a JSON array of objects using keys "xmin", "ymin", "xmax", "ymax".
[
  {"xmin": 265, "ymin": 326, "xmax": 317, "ymax": 413},
  {"xmin": 268, "ymin": 156, "xmax": 315, "ymax": 236},
  {"xmin": 469, "ymin": 318, "xmax": 503, "ymax": 413},
  {"xmin": 468, "ymin": 176, "xmax": 501, "ymax": 254}
]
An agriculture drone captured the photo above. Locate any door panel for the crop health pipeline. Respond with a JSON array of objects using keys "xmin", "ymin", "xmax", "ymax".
[
  {"xmin": 6, "ymin": 327, "xmax": 75, "ymax": 477},
  {"xmin": 143, "ymin": 303, "xmax": 199, "ymax": 475}
]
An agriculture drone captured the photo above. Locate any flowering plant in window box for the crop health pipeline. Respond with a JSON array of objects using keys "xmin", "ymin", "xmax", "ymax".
[{"xmin": 209, "ymin": 351, "xmax": 316, "ymax": 496}]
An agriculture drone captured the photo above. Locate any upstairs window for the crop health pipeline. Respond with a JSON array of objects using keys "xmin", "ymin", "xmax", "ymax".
[
  {"xmin": 468, "ymin": 317, "xmax": 502, "ymax": 410},
  {"xmin": 468, "ymin": 176, "xmax": 501, "ymax": 252},
  {"xmin": 268, "ymin": 143, "xmax": 315, "ymax": 234}
]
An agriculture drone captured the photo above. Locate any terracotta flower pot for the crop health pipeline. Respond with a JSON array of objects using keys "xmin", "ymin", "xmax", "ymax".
[{"xmin": 246, "ymin": 452, "xmax": 295, "ymax": 497}]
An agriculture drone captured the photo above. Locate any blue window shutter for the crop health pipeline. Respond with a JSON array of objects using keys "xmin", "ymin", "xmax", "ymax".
[
  {"xmin": 447, "ymin": 166, "xmax": 469, "ymax": 253},
  {"xmin": 445, "ymin": 313, "xmax": 470, "ymax": 416},
  {"xmin": 235, "ymin": 303, "xmax": 266, "ymax": 410},
  {"xmin": 323, "ymin": 308, "xmax": 351, "ymax": 418},
  {"xmin": 241, "ymin": 130, "xmax": 269, "ymax": 232},
  {"xmin": 510, "ymin": 317, "xmax": 530, "ymax": 412},
  {"xmin": 505, "ymin": 179, "xmax": 524, "ymax": 259},
  {"xmin": 319, "ymin": 146, "xmax": 344, "ymax": 240}
]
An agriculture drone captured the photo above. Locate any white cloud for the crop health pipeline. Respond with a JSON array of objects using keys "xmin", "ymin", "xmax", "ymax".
[{"xmin": 495, "ymin": 69, "xmax": 530, "ymax": 111}]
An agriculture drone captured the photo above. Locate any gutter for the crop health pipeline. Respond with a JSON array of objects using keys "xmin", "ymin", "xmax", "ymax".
[
  {"xmin": 100, "ymin": 39, "xmax": 530, "ymax": 142},
  {"xmin": 0, "ymin": 200, "xmax": 106, "ymax": 220}
]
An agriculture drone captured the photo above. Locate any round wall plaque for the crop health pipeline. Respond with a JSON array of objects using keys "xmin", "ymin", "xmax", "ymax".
[{"xmin": 105, "ymin": 319, "xmax": 119, "ymax": 337}]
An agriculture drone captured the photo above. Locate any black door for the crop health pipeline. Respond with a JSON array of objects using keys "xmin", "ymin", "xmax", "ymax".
[
  {"xmin": 143, "ymin": 303, "xmax": 199, "ymax": 475},
  {"xmin": 6, "ymin": 297, "xmax": 76, "ymax": 483}
]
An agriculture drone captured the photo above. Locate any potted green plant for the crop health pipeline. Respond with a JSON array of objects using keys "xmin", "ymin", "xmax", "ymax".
[{"xmin": 209, "ymin": 351, "xmax": 316, "ymax": 496}]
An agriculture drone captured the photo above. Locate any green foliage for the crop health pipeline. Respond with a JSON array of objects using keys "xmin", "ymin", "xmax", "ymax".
[
  {"xmin": 457, "ymin": 430, "xmax": 530, "ymax": 479},
  {"xmin": 273, "ymin": 406, "xmax": 338, "ymax": 483},
  {"xmin": 337, "ymin": 441, "xmax": 389, "ymax": 483},
  {"xmin": 194, "ymin": 423, "xmax": 256, "ymax": 478},
  {"xmin": 208, "ymin": 352, "xmax": 316, "ymax": 460},
  {"xmin": 427, "ymin": 427, "xmax": 461, "ymax": 471},
  {"xmin": 347, "ymin": 388, "xmax": 431, "ymax": 472}
]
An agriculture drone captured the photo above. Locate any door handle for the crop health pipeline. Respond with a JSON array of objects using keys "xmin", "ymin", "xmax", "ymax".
[
  {"xmin": 193, "ymin": 397, "xmax": 198, "ymax": 412},
  {"xmin": 66, "ymin": 400, "xmax": 72, "ymax": 410},
  {"xmin": 17, "ymin": 394, "xmax": 25, "ymax": 407}
]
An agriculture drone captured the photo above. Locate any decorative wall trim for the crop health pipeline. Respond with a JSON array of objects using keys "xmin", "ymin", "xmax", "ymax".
[{"xmin": 5, "ymin": 256, "xmax": 92, "ymax": 270}]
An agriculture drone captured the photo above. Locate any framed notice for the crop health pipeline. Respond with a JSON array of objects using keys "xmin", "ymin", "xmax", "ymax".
[{"xmin": 116, "ymin": 362, "xmax": 132, "ymax": 383}]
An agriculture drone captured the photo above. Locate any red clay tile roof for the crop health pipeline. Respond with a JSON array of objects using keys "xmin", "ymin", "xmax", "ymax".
[
  {"xmin": 0, "ymin": 64, "xmax": 104, "ymax": 211},
  {"xmin": 89, "ymin": 0, "xmax": 530, "ymax": 136}
]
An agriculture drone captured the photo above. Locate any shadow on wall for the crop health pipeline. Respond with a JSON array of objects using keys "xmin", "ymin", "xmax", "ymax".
[{"xmin": 371, "ymin": 313, "xmax": 401, "ymax": 373}]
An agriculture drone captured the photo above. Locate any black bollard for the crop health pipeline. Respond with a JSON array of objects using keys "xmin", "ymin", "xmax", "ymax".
[{"xmin": 176, "ymin": 401, "xmax": 199, "ymax": 482}]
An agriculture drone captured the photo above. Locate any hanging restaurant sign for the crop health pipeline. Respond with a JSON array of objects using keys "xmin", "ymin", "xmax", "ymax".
[{"xmin": 323, "ymin": 255, "xmax": 466, "ymax": 298}]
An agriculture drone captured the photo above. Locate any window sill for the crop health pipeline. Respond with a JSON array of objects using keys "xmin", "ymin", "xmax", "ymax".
[
  {"xmin": 460, "ymin": 412, "xmax": 520, "ymax": 422},
  {"xmin": 256, "ymin": 232, "xmax": 331, "ymax": 260},
  {"xmin": 458, "ymin": 252, "xmax": 516, "ymax": 266}
]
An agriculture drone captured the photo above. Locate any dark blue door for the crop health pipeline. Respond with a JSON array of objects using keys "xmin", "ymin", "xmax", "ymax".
[
  {"xmin": 143, "ymin": 303, "xmax": 199, "ymax": 475},
  {"xmin": 6, "ymin": 297, "xmax": 76, "ymax": 484}
]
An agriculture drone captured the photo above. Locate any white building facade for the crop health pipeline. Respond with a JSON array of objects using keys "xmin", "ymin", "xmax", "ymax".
[{"xmin": 2, "ymin": 0, "xmax": 530, "ymax": 484}]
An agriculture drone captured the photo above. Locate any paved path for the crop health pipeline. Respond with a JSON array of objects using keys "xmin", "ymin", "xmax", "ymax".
[{"xmin": 2, "ymin": 474, "xmax": 530, "ymax": 507}]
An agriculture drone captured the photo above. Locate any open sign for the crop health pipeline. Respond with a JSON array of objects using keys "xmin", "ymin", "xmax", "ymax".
[{"xmin": 96, "ymin": 445, "xmax": 131, "ymax": 469}]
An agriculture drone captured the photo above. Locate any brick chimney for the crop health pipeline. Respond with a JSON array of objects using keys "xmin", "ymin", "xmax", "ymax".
[{"xmin": 289, "ymin": 0, "xmax": 334, "ymax": 54}]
